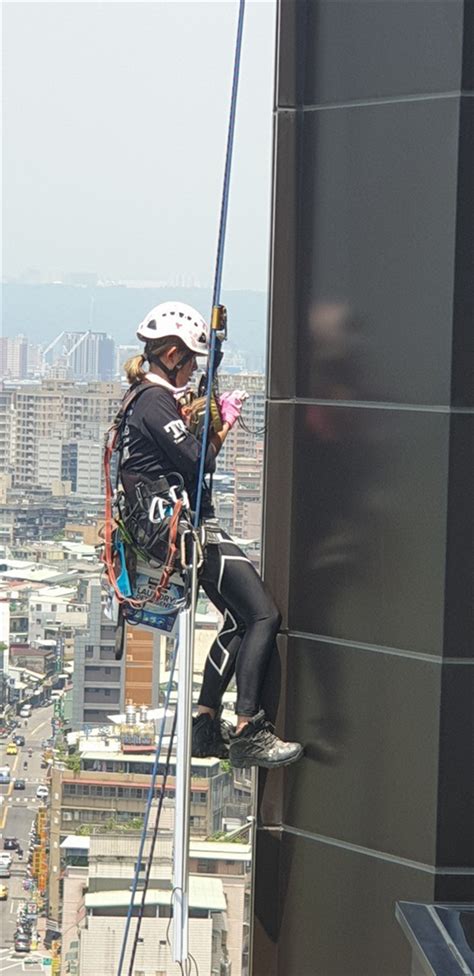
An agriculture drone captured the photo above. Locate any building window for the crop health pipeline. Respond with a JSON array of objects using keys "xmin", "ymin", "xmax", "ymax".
[
  {"xmin": 197, "ymin": 859, "xmax": 217, "ymax": 874},
  {"xmin": 85, "ymin": 647, "xmax": 93, "ymax": 659}
]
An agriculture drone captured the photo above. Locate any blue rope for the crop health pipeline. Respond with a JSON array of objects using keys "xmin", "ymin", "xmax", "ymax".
[
  {"xmin": 117, "ymin": 7, "xmax": 246, "ymax": 972},
  {"xmin": 194, "ymin": 0, "xmax": 246, "ymax": 528},
  {"xmin": 116, "ymin": 642, "xmax": 179, "ymax": 976}
]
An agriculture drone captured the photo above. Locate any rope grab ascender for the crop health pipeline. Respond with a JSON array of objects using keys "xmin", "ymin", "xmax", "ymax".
[{"xmin": 111, "ymin": 3, "xmax": 246, "ymax": 975}]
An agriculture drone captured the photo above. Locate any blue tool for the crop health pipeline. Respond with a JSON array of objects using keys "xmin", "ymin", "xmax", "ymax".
[{"xmin": 115, "ymin": 537, "xmax": 132, "ymax": 597}]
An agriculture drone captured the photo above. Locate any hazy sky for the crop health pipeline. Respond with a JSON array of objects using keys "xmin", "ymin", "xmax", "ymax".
[{"xmin": 2, "ymin": 1, "xmax": 276, "ymax": 290}]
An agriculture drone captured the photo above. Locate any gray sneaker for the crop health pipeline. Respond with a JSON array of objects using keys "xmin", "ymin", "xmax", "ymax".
[{"xmin": 229, "ymin": 711, "xmax": 304, "ymax": 769}]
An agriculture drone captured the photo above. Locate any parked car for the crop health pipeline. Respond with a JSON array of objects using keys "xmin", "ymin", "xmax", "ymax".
[
  {"xmin": 14, "ymin": 938, "xmax": 30, "ymax": 953},
  {"xmin": 13, "ymin": 779, "xmax": 26, "ymax": 790},
  {"xmin": 6, "ymin": 743, "xmax": 18, "ymax": 755},
  {"xmin": 0, "ymin": 853, "xmax": 13, "ymax": 868},
  {"xmin": 13, "ymin": 734, "xmax": 25, "ymax": 746},
  {"xmin": 36, "ymin": 785, "xmax": 49, "ymax": 800},
  {"xmin": 3, "ymin": 837, "xmax": 19, "ymax": 850},
  {"xmin": 0, "ymin": 884, "xmax": 8, "ymax": 900}
]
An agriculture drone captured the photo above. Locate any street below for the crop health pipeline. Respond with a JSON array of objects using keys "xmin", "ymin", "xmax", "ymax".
[{"xmin": 0, "ymin": 704, "xmax": 53, "ymax": 975}]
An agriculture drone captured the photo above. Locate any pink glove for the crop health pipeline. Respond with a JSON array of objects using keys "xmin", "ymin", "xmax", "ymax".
[{"xmin": 218, "ymin": 390, "xmax": 248, "ymax": 428}]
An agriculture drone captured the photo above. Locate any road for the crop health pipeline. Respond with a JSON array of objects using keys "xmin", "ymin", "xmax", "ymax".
[{"xmin": 0, "ymin": 705, "xmax": 53, "ymax": 975}]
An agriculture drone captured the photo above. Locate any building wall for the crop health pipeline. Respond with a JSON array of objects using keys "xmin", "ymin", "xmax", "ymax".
[
  {"xmin": 72, "ymin": 581, "xmax": 120, "ymax": 729},
  {"xmin": 0, "ymin": 389, "xmax": 16, "ymax": 478},
  {"xmin": 124, "ymin": 626, "xmax": 162, "ymax": 708},
  {"xmin": 253, "ymin": 3, "xmax": 474, "ymax": 975},
  {"xmin": 13, "ymin": 380, "xmax": 121, "ymax": 487}
]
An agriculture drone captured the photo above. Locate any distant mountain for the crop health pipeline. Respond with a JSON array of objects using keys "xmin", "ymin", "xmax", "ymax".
[{"xmin": 2, "ymin": 283, "xmax": 268, "ymax": 369}]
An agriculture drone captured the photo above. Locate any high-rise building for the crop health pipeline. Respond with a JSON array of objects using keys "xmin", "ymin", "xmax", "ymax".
[
  {"xmin": 62, "ymin": 440, "xmax": 103, "ymax": 496},
  {"xmin": 71, "ymin": 581, "xmax": 165, "ymax": 730},
  {"xmin": 218, "ymin": 372, "xmax": 266, "ymax": 473},
  {"xmin": 43, "ymin": 331, "xmax": 115, "ymax": 381},
  {"xmin": 0, "ymin": 335, "xmax": 28, "ymax": 381},
  {"xmin": 72, "ymin": 580, "xmax": 124, "ymax": 729},
  {"xmin": 0, "ymin": 386, "xmax": 16, "ymax": 476},
  {"xmin": 13, "ymin": 380, "xmax": 122, "ymax": 487},
  {"xmin": 232, "ymin": 455, "xmax": 263, "ymax": 540}
]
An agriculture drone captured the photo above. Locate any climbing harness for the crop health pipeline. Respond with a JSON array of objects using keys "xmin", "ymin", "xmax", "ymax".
[
  {"xmin": 115, "ymin": 2, "xmax": 246, "ymax": 973},
  {"xmin": 101, "ymin": 381, "xmax": 202, "ymax": 642}
]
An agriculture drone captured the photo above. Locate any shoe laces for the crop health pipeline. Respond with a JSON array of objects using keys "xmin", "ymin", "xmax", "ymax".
[{"xmin": 256, "ymin": 719, "xmax": 278, "ymax": 745}]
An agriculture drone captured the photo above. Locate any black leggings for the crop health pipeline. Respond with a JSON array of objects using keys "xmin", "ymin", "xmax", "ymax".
[{"xmin": 197, "ymin": 535, "xmax": 281, "ymax": 716}]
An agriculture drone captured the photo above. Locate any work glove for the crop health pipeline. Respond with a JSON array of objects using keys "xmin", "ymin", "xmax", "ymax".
[{"xmin": 218, "ymin": 390, "xmax": 248, "ymax": 428}]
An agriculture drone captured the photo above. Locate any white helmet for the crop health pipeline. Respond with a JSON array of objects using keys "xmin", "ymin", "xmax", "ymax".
[{"xmin": 136, "ymin": 302, "xmax": 209, "ymax": 356}]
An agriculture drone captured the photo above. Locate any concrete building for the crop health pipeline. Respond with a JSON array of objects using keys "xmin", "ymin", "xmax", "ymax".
[
  {"xmin": 124, "ymin": 625, "xmax": 164, "ymax": 709},
  {"xmin": 28, "ymin": 585, "xmax": 88, "ymax": 644},
  {"xmin": 218, "ymin": 372, "xmax": 265, "ymax": 474},
  {"xmin": 71, "ymin": 580, "xmax": 124, "ymax": 729},
  {"xmin": 0, "ymin": 335, "xmax": 28, "ymax": 381},
  {"xmin": 80, "ymin": 887, "xmax": 225, "ymax": 976},
  {"xmin": 43, "ymin": 331, "xmax": 116, "ymax": 381},
  {"xmin": 13, "ymin": 380, "xmax": 121, "ymax": 488},
  {"xmin": 48, "ymin": 754, "xmax": 231, "ymax": 919},
  {"xmin": 0, "ymin": 387, "xmax": 16, "ymax": 480},
  {"xmin": 232, "ymin": 456, "xmax": 263, "ymax": 540},
  {"xmin": 62, "ymin": 440, "xmax": 103, "ymax": 496},
  {"xmin": 72, "ymin": 580, "xmax": 166, "ymax": 729},
  {"xmin": 58, "ymin": 827, "xmax": 249, "ymax": 976}
]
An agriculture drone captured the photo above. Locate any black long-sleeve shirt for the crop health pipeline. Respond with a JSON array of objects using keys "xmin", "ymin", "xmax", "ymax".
[{"xmin": 119, "ymin": 381, "xmax": 216, "ymax": 517}]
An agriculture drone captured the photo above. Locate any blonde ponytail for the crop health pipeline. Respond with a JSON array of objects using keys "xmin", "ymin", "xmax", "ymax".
[
  {"xmin": 124, "ymin": 336, "xmax": 188, "ymax": 386},
  {"xmin": 124, "ymin": 354, "xmax": 147, "ymax": 385}
]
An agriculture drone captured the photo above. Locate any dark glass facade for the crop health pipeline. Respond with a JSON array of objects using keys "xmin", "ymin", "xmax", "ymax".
[{"xmin": 253, "ymin": 2, "xmax": 473, "ymax": 973}]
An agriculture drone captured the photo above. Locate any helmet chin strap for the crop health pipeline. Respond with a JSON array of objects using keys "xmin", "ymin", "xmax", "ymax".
[{"xmin": 147, "ymin": 350, "xmax": 194, "ymax": 386}]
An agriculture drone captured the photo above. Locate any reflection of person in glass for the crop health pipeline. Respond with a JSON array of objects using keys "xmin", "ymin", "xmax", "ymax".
[
  {"xmin": 120, "ymin": 301, "xmax": 303, "ymax": 769},
  {"xmin": 296, "ymin": 301, "xmax": 367, "ymax": 762}
]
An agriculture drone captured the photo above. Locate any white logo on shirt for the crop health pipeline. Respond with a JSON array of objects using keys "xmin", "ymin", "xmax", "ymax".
[{"xmin": 164, "ymin": 419, "xmax": 188, "ymax": 443}]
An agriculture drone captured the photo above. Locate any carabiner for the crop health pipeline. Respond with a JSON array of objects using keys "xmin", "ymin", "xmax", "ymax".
[{"xmin": 149, "ymin": 496, "xmax": 170, "ymax": 523}]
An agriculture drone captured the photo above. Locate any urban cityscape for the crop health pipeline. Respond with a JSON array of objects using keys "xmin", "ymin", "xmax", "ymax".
[{"xmin": 0, "ymin": 308, "xmax": 266, "ymax": 976}]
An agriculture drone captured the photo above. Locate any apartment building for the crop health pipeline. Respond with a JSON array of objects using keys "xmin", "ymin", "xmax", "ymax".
[
  {"xmin": 0, "ymin": 387, "xmax": 16, "ymax": 478},
  {"xmin": 43, "ymin": 331, "xmax": 116, "ymax": 381},
  {"xmin": 218, "ymin": 373, "xmax": 265, "ymax": 474},
  {"xmin": 72, "ymin": 580, "xmax": 166, "ymax": 729},
  {"xmin": 72, "ymin": 580, "xmax": 123, "ymax": 728},
  {"xmin": 13, "ymin": 380, "xmax": 122, "ymax": 488},
  {"xmin": 28, "ymin": 585, "xmax": 88, "ymax": 644},
  {"xmin": 59, "ymin": 825, "xmax": 249, "ymax": 976},
  {"xmin": 48, "ymin": 755, "xmax": 230, "ymax": 918},
  {"xmin": 232, "ymin": 455, "xmax": 263, "ymax": 540},
  {"xmin": 0, "ymin": 335, "xmax": 28, "ymax": 381}
]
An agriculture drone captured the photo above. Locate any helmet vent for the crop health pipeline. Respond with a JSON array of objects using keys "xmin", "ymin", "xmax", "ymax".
[{"xmin": 148, "ymin": 319, "xmax": 156, "ymax": 330}]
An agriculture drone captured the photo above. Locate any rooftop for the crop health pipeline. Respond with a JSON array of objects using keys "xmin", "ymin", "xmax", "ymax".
[{"xmin": 85, "ymin": 876, "xmax": 226, "ymax": 912}]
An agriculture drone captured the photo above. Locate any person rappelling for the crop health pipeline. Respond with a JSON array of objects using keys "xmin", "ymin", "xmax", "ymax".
[{"xmin": 116, "ymin": 300, "xmax": 303, "ymax": 769}]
